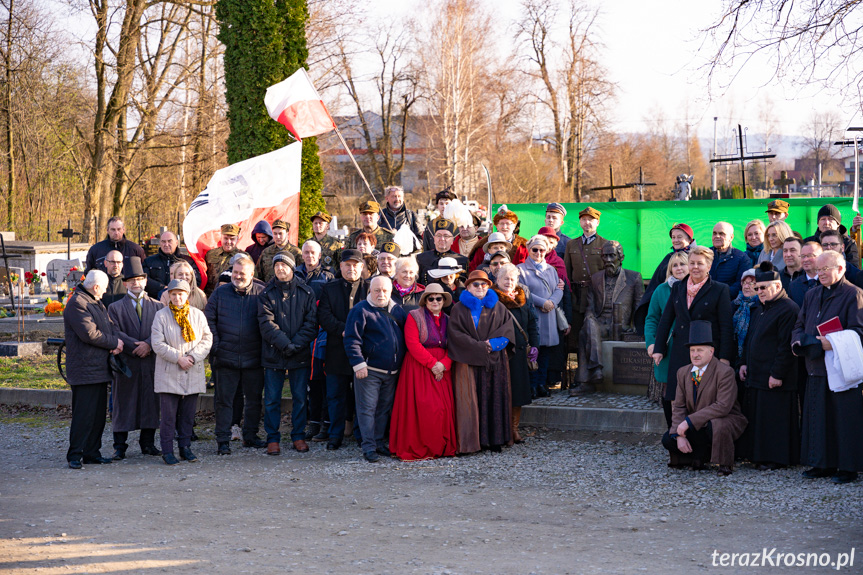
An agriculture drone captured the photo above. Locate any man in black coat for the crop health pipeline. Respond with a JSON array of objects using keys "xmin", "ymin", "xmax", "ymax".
[
  {"xmin": 792, "ymin": 250, "xmax": 863, "ymax": 484},
  {"xmin": 738, "ymin": 263, "xmax": 800, "ymax": 468},
  {"xmin": 142, "ymin": 231, "xmax": 201, "ymax": 298},
  {"xmin": 317, "ymin": 249, "xmax": 368, "ymax": 450},
  {"xmin": 295, "ymin": 240, "xmax": 335, "ymax": 298},
  {"xmin": 102, "ymin": 250, "xmax": 127, "ymax": 307},
  {"xmin": 258, "ymin": 253, "xmax": 318, "ymax": 455},
  {"xmin": 204, "ymin": 253, "xmax": 266, "ymax": 455},
  {"xmin": 85, "ymin": 216, "xmax": 146, "ymax": 273},
  {"xmin": 804, "ymin": 203, "xmax": 859, "ymax": 266},
  {"xmin": 64, "ymin": 270, "xmax": 123, "ymax": 469},
  {"xmin": 416, "ymin": 219, "xmax": 469, "ymax": 286}
]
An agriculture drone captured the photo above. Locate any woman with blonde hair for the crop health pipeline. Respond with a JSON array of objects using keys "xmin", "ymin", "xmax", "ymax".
[
  {"xmin": 160, "ymin": 261, "xmax": 207, "ymax": 310},
  {"xmin": 743, "ymin": 220, "xmax": 766, "ymax": 265},
  {"xmin": 757, "ymin": 220, "xmax": 793, "ymax": 272}
]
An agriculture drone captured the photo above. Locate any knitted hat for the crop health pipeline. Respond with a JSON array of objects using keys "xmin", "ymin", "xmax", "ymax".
[
  {"xmin": 273, "ymin": 252, "xmax": 295, "ymax": 269},
  {"xmin": 817, "ymin": 204, "xmax": 841, "ymax": 224}
]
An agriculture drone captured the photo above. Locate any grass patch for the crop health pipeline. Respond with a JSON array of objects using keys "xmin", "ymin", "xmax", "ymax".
[{"xmin": 0, "ymin": 355, "xmax": 67, "ymax": 390}]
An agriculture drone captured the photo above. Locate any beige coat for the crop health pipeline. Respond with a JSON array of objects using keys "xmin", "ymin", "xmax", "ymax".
[{"xmin": 151, "ymin": 306, "xmax": 213, "ymax": 396}]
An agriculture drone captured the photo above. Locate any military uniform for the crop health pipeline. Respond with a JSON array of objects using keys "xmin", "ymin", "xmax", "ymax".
[
  {"xmin": 563, "ymin": 208, "xmax": 608, "ymax": 350},
  {"xmin": 204, "ymin": 246, "xmax": 243, "ymax": 296},
  {"xmin": 346, "ymin": 226, "xmax": 394, "ymax": 250},
  {"xmin": 314, "ymin": 234, "xmax": 344, "ymax": 267},
  {"xmin": 255, "ymin": 241, "xmax": 302, "ymax": 283}
]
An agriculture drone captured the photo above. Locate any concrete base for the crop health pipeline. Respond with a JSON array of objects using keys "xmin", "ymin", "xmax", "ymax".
[
  {"xmin": 595, "ymin": 340, "xmax": 652, "ymax": 395},
  {"xmin": 521, "ymin": 404, "xmax": 666, "ymax": 434},
  {"xmin": 0, "ymin": 341, "xmax": 42, "ymax": 357}
]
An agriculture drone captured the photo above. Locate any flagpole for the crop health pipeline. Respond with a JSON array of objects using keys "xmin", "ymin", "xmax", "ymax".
[{"xmin": 330, "ymin": 126, "xmax": 397, "ymax": 234}]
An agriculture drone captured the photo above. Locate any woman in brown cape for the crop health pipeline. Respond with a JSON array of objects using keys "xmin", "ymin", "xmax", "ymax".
[{"xmin": 448, "ymin": 270, "xmax": 515, "ymax": 453}]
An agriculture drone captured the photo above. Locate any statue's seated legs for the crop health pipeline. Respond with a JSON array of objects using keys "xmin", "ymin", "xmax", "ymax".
[{"xmin": 572, "ymin": 313, "xmax": 611, "ymax": 394}]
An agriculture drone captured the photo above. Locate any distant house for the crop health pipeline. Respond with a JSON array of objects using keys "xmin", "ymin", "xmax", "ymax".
[
  {"xmin": 839, "ymin": 150, "xmax": 863, "ymax": 194},
  {"xmin": 775, "ymin": 157, "xmax": 845, "ymax": 187}
]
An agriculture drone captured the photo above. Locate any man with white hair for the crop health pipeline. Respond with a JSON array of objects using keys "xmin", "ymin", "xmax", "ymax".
[
  {"xmin": 709, "ymin": 221, "xmax": 750, "ymax": 298},
  {"xmin": 295, "ymin": 240, "xmax": 334, "ymax": 297},
  {"xmin": 792, "ymin": 250, "xmax": 863, "ymax": 484},
  {"xmin": 344, "ymin": 275, "xmax": 408, "ymax": 462},
  {"xmin": 64, "ymin": 269, "xmax": 124, "ymax": 469},
  {"xmin": 379, "ymin": 185, "xmax": 423, "ymax": 241}
]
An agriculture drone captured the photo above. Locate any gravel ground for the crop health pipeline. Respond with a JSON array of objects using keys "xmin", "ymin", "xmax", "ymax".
[{"xmin": 1, "ymin": 408, "xmax": 861, "ymax": 574}]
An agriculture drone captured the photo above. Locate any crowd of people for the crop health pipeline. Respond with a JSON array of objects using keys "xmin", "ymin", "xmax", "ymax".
[{"xmin": 61, "ymin": 191, "xmax": 863, "ymax": 484}]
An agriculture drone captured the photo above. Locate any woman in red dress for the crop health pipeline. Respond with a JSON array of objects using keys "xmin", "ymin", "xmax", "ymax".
[{"xmin": 390, "ymin": 283, "xmax": 458, "ymax": 460}]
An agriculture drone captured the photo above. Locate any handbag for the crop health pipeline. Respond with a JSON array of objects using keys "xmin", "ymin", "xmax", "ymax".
[
  {"xmin": 506, "ymin": 309, "xmax": 538, "ymax": 371},
  {"xmin": 109, "ymin": 353, "xmax": 132, "ymax": 379},
  {"xmin": 537, "ymin": 271, "xmax": 570, "ymax": 332}
]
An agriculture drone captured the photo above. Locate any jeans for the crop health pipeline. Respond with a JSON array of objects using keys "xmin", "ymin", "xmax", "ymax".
[
  {"xmin": 214, "ymin": 367, "xmax": 264, "ymax": 443},
  {"xmin": 159, "ymin": 393, "xmax": 198, "ymax": 455},
  {"xmin": 264, "ymin": 367, "xmax": 311, "ymax": 443},
  {"xmin": 67, "ymin": 382, "xmax": 109, "ymax": 462},
  {"xmin": 353, "ymin": 370, "xmax": 398, "ymax": 454},
  {"xmin": 529, "ymin": 346, "xmax": 552, "ymax": 392}
]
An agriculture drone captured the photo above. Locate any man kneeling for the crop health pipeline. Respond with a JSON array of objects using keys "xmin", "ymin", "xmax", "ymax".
[{"xmin": 661, "ymin": 320, "xmax": 747, "ymax": 476}]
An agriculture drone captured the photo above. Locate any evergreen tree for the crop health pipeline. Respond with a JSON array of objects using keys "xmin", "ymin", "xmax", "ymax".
[{"xmin": 217, "ymin": 0, "xmax": 324, "ymax": 242}]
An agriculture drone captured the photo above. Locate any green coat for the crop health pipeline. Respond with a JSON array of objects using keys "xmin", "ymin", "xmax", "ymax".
[{"xmin": 644, "ymin": 280, "xmax": 674, "ymax": 383}]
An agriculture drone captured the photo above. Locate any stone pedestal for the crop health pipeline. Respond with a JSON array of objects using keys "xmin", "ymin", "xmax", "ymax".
[
  {"xmin": 0, "ymin": 341, "xmax": 42, "ymax": 357},
  {"xmin": 599, "ymin": 340, "xmax": 652, "ymax": 395}
]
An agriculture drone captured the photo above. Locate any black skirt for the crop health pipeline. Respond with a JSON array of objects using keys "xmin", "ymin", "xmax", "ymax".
[
  {"xmin": 739, "ymin": 387, "xmax": 800, "ymax": 465},
  {"xmin": 801, "ymin": 376, "xmax": 863, "ymax": 471}
]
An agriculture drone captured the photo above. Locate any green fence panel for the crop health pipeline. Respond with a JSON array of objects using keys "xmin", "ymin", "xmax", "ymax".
[{"xmin": 495, "ymin": 198, "xmax": 859, "ymax": 278}]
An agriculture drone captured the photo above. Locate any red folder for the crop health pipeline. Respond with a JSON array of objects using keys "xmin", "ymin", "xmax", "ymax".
[{"xmin": 817, "ymin": 316, "xmax": 843, "ymax": 337}]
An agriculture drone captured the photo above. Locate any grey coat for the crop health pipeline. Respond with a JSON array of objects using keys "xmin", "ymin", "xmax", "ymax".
[
  {"xmin": 151, "ymin": 306, "xmax": 213, "ymax": 396},
  {"xmin": 107, "ymin": 295, "xmax": 164, "ymax": 431},
  {"xmin": 518, "ymin": 257, "xmax": 563, "ymax": 347}
]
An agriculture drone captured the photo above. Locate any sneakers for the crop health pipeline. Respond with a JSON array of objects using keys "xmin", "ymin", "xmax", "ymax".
[{"xmin": 231, "ymin": 425, "xmax": 242, "ymax": 441}]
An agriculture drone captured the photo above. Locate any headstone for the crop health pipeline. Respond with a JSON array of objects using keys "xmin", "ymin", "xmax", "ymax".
[
  {"xmin": 611, "ymin": 346, "xmax": 653, "ymax": 385},
  {"xmin": 0, "ymin": 341, "xmax": 42, "ymax": 357},
  {"xmin": 46, "ymin": 258, "xmax": 83, "ymax": 287},
  {"xmin": 0, "ymin": 231, "xmax": 15, "ymax": 241}
]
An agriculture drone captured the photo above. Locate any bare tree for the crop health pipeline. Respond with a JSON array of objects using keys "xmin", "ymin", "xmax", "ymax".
[
  {"xmin": 703, "ymin": 1, "xmax": 863, "ymax": 103},
  {"xmin": 801, "ymin": 110, "xmax": 842, "ymax": 166}
]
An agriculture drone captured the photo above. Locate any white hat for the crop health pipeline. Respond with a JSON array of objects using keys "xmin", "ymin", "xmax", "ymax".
[{"xmin": 428, "ymin": 257, "xmax": 464, "ymax": 279}]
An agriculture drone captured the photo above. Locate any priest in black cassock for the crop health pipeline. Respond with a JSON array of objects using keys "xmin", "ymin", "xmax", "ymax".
[
  {"xmin": 791, "ymin": 250, "xmax": 863, "ymax": 484},
  {"xmin": 107, "ymin": 257, "xmax": 165, "ymax": 459},
  {"xmin": 416, "ymin": 218, "xmax": 469, "ymax": 286},
  {"xmin": 738, "ymin": 262, "xmax": 800, "ymax": 469}
]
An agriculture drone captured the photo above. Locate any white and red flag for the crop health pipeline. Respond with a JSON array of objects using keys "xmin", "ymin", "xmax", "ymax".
[
  {"xmin": 265, "ymin": 68, "xmax": 335, "ymax": 141},
  {"xmin": 183, "ymin": 142, "xmax": 302, "ymax": 289}
]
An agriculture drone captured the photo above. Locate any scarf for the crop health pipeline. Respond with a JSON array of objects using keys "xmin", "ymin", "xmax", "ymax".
[
  {"xmin": 745, "ymin": 243, "xmax": 763, "ymax": 262},
  {"xmin": 169, "ymin": 302, "xmax": 195, "ymax": 343},
  {"xmin": 460, "ymin": 288, "xmax": 499, "ymax": 328},
  {"xmin": 666, "ymin": 275, "xmax": 681, "ymax": 288},
  {"xmin": 686, "ymin": 275, "xmax": 708, "ymax": 308},
  {"xmin": 732, "ymin": 292, "xmax": 759, "ymax": 359},
  {"xmin": 393, "ymin": 280, "xmax": 416, "ymax": 297}
]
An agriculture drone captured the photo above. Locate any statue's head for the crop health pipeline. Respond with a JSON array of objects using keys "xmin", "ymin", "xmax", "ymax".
[{"xmin": 601, "ymin": 241, "xmax": 624, "ymax": 276}]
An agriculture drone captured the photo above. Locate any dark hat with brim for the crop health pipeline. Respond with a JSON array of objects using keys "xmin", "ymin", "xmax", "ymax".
[
  {"xmin": 341, "ymin": 248, "xmax": 364, "ymax": 263},
  {"xmin": 166, "ymin": 279, "xmax": 191, "ymax": 293},
  {"xmin": 766, "ymin": 199, "xmax": 790, "ymax": 214},
  {"xmin": 686, "ymin": 320, "xmax": 714, "ymax": 347},
  {"xmin": 123, "ymin": 257, "xmax": 147, "ymax": 281}
]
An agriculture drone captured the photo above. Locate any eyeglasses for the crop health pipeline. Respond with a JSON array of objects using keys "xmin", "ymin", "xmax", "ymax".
[
  {"xmin": 753, "ymin": 286, "xmax": 771, "ymax": 292},
  {"xmin": 530, "ymin": 248, "xmax": 546, "ymax": 253},
  {"xmin": 814, "ymin": 266, "xmax": 838, "ymax": 274},
  {"xmin": 106, "ymin": 260, "xmax": 123, "ymax": 264},
  {"xmin": 470, "ymin": 281, "xmax": 488, "ymax": 288},
  {"xmin": 426, "ymin": 296, "xmax": 444, "ymax": 302},
  {"xmin": 489, "ymin": 261, "xmax": 505, "ymax": 267},
  {"xmin": 434, "ymin": 234, "xmax": 453, "ymax": 240},
  {"xmin": 821, "ymin": 242, "xmax": 842, "ymax": 248}
]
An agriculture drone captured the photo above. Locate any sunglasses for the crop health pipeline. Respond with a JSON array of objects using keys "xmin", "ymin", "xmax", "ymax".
[
  {"xmin": 530, "ymin": 248, "xmax": 546, "ymax": 253},
  {"xmin": 753, "ymin": 286, "xmax": 772, "ymax": 291},
  {"xmin": 426, "ymin": 296, "xmax": 444, "ymax": 302},
  {"xmin": 470, "ymin": 281, "xmax": 488, "ymax": 288}
]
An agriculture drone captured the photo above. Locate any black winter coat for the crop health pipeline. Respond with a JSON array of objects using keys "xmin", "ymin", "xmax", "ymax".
[
  {"xmin": 85, "ymin": 235, "xmax": 146, "ymax": 273},
  {"xmin": 102, "ymin": 274, "xmax": 127, "ymax": 307},
  {"xmin": 204, "ymin": 281, "xmax": 264, "ymax": 369},
  {"xmin": 654, "ymin": 275, "xmax": 735, "ymax": 400},
  {"xmin": 295, "ymin": 264, "xmax": 335, "ymax": 298},
  {"xmin": 63, "ymin": 287, "xmax": 120, "ymax": 385},
  {"xmin": 743, "ymin": 292, "xmax": 800, "ymax": 391},
  {"xmin": 258, "ymin": 278, "xmax": 318, "ymax": 370},
  {"xmin": 143, "ymin": 249, "xmax": 201, "ymax": 298},
  {"xmin": 318, "ymin": 278, "xmax": 369, "ymax": 376}
]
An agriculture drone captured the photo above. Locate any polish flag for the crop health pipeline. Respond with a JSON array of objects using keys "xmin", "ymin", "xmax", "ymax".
[
  {"xmin": 183, "ymin": 142, "xmax": 302, "ymax": 289},
  {"xmin": 265, "ymin": 68, "xmax": 335, "ymax": 141}
]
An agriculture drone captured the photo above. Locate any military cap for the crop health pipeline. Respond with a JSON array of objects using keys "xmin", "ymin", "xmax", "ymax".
[
  {"xmin": 272, "ymin": 219, "xmax": 290, "ymax": 230},
  {"xmin": 546, "ymin": 202, "xmax": 567, "ymax": 216},
  {"xmin": 379, "ymin": 241, "xmax": 401, "ymax": 257},
  {"xmin": 220, "ymin": 223, "xmax": 240, "ymax": 235},
  {"xmin": 766, "ymin": 199, "xmax": 790, "ymax": 214},
  {"xmin": 578, "ymin": 207, "xmax": 601, "ymax": 221},
  {"xmin": 310, "ymin": 211, "xmax": 332, "ymax": 223},
  {"xmin": 359, "ymin": 200, "xmax": 380, "ymax": 214},
  {"xmin": 432, "ymin": 218, "xmax": 457, "ymax": 236}
]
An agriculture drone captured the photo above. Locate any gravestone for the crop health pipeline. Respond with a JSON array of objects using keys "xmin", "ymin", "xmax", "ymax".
[
  {"xmin": 597, "ymin": 340, "xmax": 653, "ymax": 395},
  {"xmin": 46, "ymin": 258, "xmax": 83, "ymax": 287}
]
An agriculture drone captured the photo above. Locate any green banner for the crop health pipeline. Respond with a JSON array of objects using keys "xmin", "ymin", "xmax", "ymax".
[{"xmin": 494, "ymin": 198, "xmax": 859, "ymax": 278}]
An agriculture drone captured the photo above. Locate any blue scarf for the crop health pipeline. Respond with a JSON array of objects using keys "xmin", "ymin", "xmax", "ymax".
[
  {"xmin": 732, "ymin": 292, "xmax": 759, "ymax": 359},
  {"xmin": 460, "ymin": 289, "xmax": 499, "ymax": 328}
]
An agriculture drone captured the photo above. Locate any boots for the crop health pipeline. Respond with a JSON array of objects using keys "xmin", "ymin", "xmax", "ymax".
[{"xmin": 511, "ymin": 407, "xmax": 523, "ymax": 444}]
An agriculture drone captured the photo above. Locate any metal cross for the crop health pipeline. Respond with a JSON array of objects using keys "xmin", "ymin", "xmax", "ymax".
[
  {"xmin": 589, "ymin": 165, "xmax": 634, "ymax": 202},
  {"xmin": 57, "ymin": 219, "xmax": 80, "ymax": 260},
  {"xmin": 709, "ymin": 124, "xmax": 776, "ymax": 199},
  {"xmin": 626, "ymin": 167, "xmax": 656, "ymax": 202}
]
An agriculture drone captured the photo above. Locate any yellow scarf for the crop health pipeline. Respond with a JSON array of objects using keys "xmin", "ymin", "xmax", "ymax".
[{"xmin": 169, "ymin": 302, "xmax": 195, "ymax": 343}]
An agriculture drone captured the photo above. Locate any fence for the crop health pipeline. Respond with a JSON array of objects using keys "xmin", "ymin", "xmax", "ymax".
[{"xmin": 495, "ymin": 197, "xmax": 860, "ymax": 278}]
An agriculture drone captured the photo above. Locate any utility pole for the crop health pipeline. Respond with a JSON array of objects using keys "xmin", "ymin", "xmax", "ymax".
[{"xmin": 712, "ymin": 117, "xmax": 718, "ymax": 199}]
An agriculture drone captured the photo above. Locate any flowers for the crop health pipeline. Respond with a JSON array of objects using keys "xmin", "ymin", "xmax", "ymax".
[
  {"xmin": 24, "ymin": 269, "xmax": 44, "ymax": 285},
  {"xmin": 44, "ymin": 298, "xmax": 64, "ymax": 314},
  {"xmin": 8, "ymin": 272, "xmax": 18, "ymax": 284}
]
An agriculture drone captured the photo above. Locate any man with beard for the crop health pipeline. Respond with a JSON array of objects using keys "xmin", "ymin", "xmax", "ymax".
[
  {"xmin": 107, "ymin": 257, "xmax": 164, "ymax": 460},
  {"xmin": 573, "ymin": 241, "xmax": 644, "ymax": 395},
  {"xmin": 256, "ymin": 219, "xmax": 302, "ymax": 283},
  {"xmin": 738, "ymin": 262, "xmax": 800, "ymax": 469},
  {"xmin": 379, "ymin": 185, "xmax": 423, "ymax": 245},
  {"xmin": 792, "ymin": 250, "xmax": 863, "ymax": 484}
]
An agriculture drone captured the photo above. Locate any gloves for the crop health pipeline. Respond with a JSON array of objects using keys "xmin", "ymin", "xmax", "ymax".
[
  {"xmin": 282, "ymin": 343, "xmax": 298, "ymax": 357},
  {"xmin": 527, "ymin": 347, "xmax": 538, "ymax": 362}
]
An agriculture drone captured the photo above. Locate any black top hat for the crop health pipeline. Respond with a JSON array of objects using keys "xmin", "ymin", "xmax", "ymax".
[
  {"xmin": 123, "ymin": 256, "xmax": 147, "ymax": 281},
  {"xmin": 686, "ymin": 320, "xmax": 715, "ymax": 347}
]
